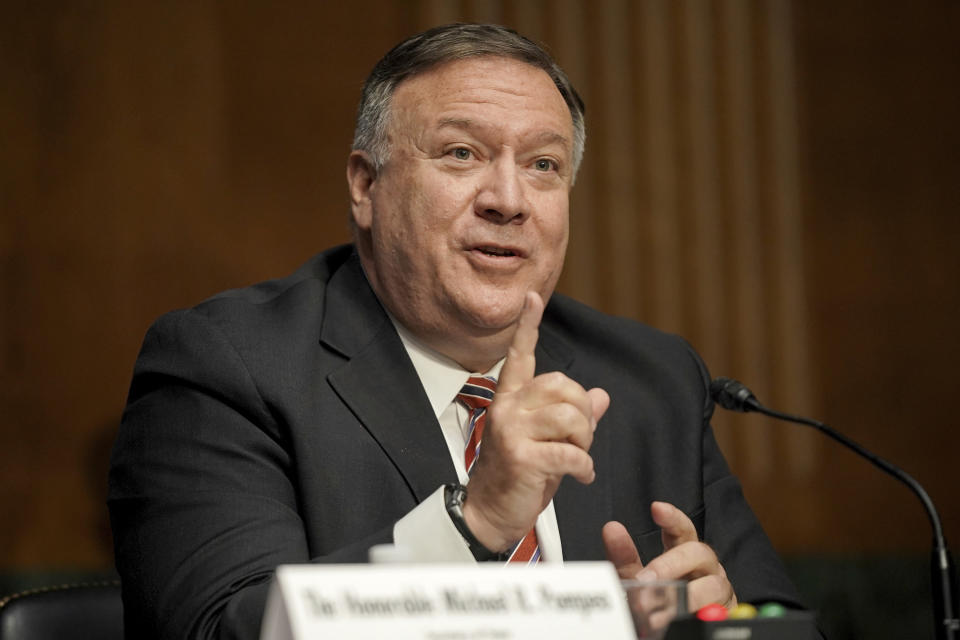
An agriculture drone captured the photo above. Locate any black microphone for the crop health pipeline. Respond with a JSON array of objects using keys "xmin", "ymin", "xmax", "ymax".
[
  {"xmin": 710, "ymin": 377, "xmax": 959, "ymax": 640},
  {"xmin": 708, "ymin": 377, "xmax": 761, "ymax": 412}
]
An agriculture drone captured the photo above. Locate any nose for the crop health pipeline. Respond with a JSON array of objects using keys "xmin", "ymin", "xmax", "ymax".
[{"xmin": 474, "ymin": 155, "xmax": 528, "ymax": 225}]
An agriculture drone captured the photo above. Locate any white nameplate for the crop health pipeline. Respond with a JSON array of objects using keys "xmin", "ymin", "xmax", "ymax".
[{"xmin": 260, "ymin": 562, "xmax": 635, "ymax": 640}]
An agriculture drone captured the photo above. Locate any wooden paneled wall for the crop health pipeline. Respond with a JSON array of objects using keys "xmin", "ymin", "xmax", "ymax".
[{"xmin": 2, "ymin": 1, "xmax": 957, "ymax": 569}]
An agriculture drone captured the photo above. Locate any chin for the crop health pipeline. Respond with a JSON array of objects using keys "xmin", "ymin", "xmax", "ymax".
[{"xmin": 458, "ymin": 298, "xmax": 526, "ymax": 332}]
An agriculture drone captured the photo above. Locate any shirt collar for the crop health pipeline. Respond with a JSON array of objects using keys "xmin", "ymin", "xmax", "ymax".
[{"xmin": 389, "ymin": 316, "xmax": 504, "ymax": 418}]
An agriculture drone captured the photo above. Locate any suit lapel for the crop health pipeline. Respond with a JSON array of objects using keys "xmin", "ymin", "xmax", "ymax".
[
  {"xmin": 319, "ymin": 259, "xmax": 609, "ymax": 557},
  {"xmin": 537, "ymin": 319, "xmax": 613, "ymax": 561},
  {"xmin": 321, "ymin": 254, "xmax": 457, "ymax": 503}
]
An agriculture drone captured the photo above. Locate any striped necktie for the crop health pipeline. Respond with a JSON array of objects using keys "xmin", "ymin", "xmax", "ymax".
[{"xmin": 457, "ymin": 376, "xmax": 541, "ymax": 564}]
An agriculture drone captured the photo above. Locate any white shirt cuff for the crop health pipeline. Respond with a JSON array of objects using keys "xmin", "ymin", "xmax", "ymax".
[{"xmin": 392, "ymin": 486, "xmax": 476, "ymax": 563}]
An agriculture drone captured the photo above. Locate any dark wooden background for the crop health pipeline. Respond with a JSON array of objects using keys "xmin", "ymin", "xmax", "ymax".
[{"xmin": 2, "ymin": 1, "xmax": 957, "ymax": 576}]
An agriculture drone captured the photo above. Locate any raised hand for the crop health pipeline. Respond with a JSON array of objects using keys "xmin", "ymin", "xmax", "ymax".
[
  {"xmin": 603, "ymin": 502, "xmax": 738, "ymax": 614},
  {"xmin": 463, "ymin": 291, "xmax": 610, "ymax": 552}
]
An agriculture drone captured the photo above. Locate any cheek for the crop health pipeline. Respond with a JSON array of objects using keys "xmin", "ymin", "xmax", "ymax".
[
  {"xmin": 377, "ymin": 190, "xmax": 452, "ymax": 270},
  {"xmin": 407, "ymin": 180, "xmax": 469, "ymax": 246},
  {"xmin": 538, "ymin": 202, "xmax": 570, "ymax": 276},
  {"xmin": 541, "ymin": 199, "xmax": 570, "ymax": 244}
]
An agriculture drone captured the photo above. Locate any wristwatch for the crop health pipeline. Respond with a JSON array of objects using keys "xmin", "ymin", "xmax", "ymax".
[{"xmin": 443, "ymin": 483, "xmax": 510, "ymax": 562}]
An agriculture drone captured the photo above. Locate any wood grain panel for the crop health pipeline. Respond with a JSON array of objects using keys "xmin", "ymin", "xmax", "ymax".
[{"xmin": 2, "ymin": 1, "xmax": 957, "ymax": 571}]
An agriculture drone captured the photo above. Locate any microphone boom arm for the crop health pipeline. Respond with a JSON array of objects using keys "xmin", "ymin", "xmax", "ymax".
[{"xmin": 709, "ymin": 377, "xmax": 959, "ymax": 640}]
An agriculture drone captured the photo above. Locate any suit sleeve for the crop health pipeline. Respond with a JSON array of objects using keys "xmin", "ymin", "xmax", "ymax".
[
  {"xmin": 108, "ymin": 309, "xmax": 394, "ymax": 640},
  {"xmin": 682, "ymin": 340, "xmax": 808, "ymax": 609}
]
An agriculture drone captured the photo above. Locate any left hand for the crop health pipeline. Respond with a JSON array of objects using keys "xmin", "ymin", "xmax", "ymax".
[{"xmin": 602, "ymin": 502, "xmax": 737, "ymax": 613}]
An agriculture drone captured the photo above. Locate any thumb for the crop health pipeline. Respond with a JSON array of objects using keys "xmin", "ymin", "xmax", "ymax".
[{"xmin": 651, "ymin": 501, "xmax": 699, "ymax": 550}]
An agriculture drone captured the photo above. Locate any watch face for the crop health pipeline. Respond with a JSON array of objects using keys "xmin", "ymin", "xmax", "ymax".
[{"xmin": 445, "ymin": 483, "xmax": 467, "ymax": 508}]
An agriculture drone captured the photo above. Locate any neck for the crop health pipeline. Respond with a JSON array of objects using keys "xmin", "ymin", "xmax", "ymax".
[
  {"xmin": 354, "ymin": 242, "xmax": 519, "ymax": 373},
  {"xmin": 403, "ymin": 321, "xmax": 510, "ymax": 373}
]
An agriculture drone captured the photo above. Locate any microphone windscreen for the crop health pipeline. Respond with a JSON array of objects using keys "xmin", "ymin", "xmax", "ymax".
[{"xmin": 709, "ymin": 377, "xmax": 757, "ymax": 412}]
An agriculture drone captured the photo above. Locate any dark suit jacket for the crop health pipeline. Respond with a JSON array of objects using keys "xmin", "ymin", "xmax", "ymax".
[{"xmin": 108, "ymin": 244, "xmax": 803, "ymax": 640}]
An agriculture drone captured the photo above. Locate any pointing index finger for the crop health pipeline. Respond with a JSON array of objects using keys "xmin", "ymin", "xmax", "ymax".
[{"xmin": 498, "ymin": 291, "xmax": 544, "ymax": 393}]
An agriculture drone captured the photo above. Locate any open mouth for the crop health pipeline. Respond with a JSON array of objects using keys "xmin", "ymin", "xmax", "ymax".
[{"xmin": 476, "ymin": 246, "xmax": 517, "ymax": 257}]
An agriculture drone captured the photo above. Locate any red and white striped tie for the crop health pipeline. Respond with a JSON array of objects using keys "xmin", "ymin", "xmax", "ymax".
[{"xmin": 457, "ymin": 376, "xmax": 541, "ymax": 564}]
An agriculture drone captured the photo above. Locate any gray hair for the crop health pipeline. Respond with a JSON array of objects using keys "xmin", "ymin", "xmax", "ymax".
[{"xmin": 352, "ymin": 23, "xmax": 586, "ymax": 179}]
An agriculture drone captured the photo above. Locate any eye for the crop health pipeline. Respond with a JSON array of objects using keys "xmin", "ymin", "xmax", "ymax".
[
  {"xmin": 449, "ymin": 147, "xmax": 472, "ymax": 161},
  {"xmin": 534, "ymin": 158, "xmax": 558, "ymax": 172}
]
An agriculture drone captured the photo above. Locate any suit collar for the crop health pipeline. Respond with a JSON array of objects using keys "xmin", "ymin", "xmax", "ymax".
[
  {"xmin": 322, "ymin": 253, "xmax": 457, "ymax": 501},
  {"xmin": 533, "ymin": 310, "xmax": 574, "ymax": 375},
  {"xmin": 320, "ymin": 251, "xmax": 388, "ymax": 358}
]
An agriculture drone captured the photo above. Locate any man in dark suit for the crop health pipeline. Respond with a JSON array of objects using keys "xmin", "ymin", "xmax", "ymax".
[{"xmin": 109, "ymin": 24, "xmax": 804, "ymax": 640}]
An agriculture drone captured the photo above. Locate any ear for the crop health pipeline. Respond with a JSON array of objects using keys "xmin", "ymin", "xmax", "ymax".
[{"xmin": 346, "ymin": 150, "xmax": 377, "ymax": 231}]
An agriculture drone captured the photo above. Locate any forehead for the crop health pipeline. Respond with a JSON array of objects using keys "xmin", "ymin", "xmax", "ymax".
[{"xmin": 390, "ymin": 56, "xmax": 573, "ymax": 143}]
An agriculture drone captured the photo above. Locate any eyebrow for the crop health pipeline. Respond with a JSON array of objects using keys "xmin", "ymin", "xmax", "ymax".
[{"xmin": 436, "ymin": 117, "xmax": 571, "ymax": 151}]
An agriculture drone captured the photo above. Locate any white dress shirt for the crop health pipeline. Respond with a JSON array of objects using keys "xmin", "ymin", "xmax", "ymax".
[{"xmin": 389, "ymin": 319, "xmax": 563, "ymax": 563}]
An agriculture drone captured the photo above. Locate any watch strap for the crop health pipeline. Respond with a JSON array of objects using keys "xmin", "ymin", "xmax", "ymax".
[{"xmin": 443, "ymin": 483, "xmax": 510, "ymax": 562}]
